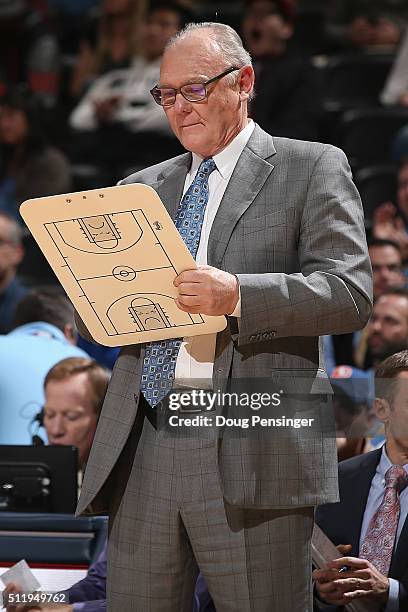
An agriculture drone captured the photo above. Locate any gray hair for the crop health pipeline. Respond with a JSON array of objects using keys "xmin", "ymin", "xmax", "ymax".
[{"xmin": 166, "ymin": 22, "xmax": 253, "ymax": 90}]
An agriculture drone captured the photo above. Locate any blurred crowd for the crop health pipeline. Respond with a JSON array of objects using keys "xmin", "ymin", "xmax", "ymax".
[{"xmin": 2, "ymin": 1, "xmax": 408, "ymax": 611}]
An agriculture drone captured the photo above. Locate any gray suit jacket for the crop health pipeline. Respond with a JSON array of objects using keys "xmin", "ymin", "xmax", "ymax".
[{"xmin": 76, "ymin": 124, "xmax": 372, "ymax": 515}]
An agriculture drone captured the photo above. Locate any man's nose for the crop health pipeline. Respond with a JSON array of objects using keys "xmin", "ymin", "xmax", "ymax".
[
  {"xmin": 47, "ymin": 415, "xmax": 65, "ymax": 436},
  {"xmin": 173, "ymin": 92, "xmax": 192, "ymax": 113}
]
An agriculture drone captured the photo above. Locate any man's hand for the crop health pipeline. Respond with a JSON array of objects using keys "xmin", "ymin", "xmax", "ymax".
[
  {"xmin": 4, "ymin": 583, "xmax": 72, "ymax": 612},
  {"xmin": 174, "ymin": 265, "xmax": 239, "ymax": 316},
  {"xmin": 313, "ymin": 555, "xmax": 389, "ymax": 606}
]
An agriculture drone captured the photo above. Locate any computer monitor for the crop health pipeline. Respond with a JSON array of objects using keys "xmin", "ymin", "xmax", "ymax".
[{"xmin": 0, "ymin": 446, "xmax": 78, "ymax": 513}]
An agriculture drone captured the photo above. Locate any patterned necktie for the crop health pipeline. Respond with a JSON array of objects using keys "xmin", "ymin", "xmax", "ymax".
[
  {"xmin": 140, "ymin": 158, "xmax": 217, "ymax": 407},
  {"xmin": 360, "ymin": 464, "xmax": 408, "ymax": 575}
]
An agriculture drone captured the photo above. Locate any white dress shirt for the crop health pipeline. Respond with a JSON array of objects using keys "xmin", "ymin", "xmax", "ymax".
[{"xmin": 174, "ymin": 120, "xmax": 255, "ymax": 388}]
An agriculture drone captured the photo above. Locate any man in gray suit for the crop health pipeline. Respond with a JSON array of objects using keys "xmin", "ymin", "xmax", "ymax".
[{"xmin": 76, "ymin": 22, "xmax": 373, "ymax": 612}]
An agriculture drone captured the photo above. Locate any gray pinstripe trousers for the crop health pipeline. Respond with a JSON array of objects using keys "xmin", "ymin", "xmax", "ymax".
[{"xmin": 107, "ymin": 406, "xmax": 314, "ymax": 611}]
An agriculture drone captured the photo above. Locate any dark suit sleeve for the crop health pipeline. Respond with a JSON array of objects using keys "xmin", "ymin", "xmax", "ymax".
[
  {"xmin": 68, "ymin": 546, "xmax": 106, "ymax": 604},
  {"xmin": 236, "ymin": 145, "xmax": 372, "ymax": 345},
  {"xmin": 400, "ymin": 582, "xmax": 408, "ymax": 611}
]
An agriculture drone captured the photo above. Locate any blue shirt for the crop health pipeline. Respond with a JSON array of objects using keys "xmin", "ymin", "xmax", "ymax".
[
  {"xmin": 0, "ymin": 322, "xmax": 88, "ymax": 444},
  {"xmin": 68, "ymin": 544, "xmax": 107, "ymax": 612},
  {"xmin": 360, "ymin": 445, "xmax": 408, "ymax": 612}
]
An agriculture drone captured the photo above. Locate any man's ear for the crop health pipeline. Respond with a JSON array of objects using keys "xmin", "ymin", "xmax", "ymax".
[
  {"xmin": 373, "ymin": 397, "xmax": 391, "ymax": 424},
  {"xmin": 239, "ymin": 65, "xmax": 255, "ymax": 101}
]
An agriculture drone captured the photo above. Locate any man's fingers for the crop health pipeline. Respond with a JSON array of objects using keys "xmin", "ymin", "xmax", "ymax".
[
  {"xmin": 174, "ymin": 270, "xmax": 201, "ymax": 285},
  {"xmin": 333, "ymin": 578, "xmax": 371, "ymax": 593},
  {"xmin": 313, "ymin": 569, "xmax": 341, "ymax": 582},
  {"xmin": 175, "ymin": 299, "xmax": 201, "ymax": 314},
  {"xmin": 328, "ymin": 557, "xmax": 368, "ymax": 570},
  {"xmin": 177, "ymin": 295, "xmax": 202, "ymax": 307},
  {"xmin": 177, "ymin": 282, "xmax": 201, "ymax": 296},
  {"xmin": 343, "ymin": 589, "xmax": 371, "ymax": 600},
  {"xmin": 316, "ymin": 581, "xmax": 339, "ymax": 594},
  {"xmin": 337, "ymin": 544, "xmax": 352, "ymax": 555}
]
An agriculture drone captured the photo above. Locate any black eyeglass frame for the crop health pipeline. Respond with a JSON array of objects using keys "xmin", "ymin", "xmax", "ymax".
[{"xmin": 150, "ymin": 66, "xmax": 241, "ymax": 107}]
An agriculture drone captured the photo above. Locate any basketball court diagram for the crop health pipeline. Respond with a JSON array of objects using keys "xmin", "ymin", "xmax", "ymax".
[
  {"xmin": 44, "ymin": 209, "xmax": 207, "ymax": 337},
  {"xmin": 20, "ymin": 184, "xmax": 226, "ymax": 345}
]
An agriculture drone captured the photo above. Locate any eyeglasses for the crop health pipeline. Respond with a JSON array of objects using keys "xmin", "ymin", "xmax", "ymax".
[{"xmin": 150, "ymin": 66, "xmax": 240, "ymax": 107}]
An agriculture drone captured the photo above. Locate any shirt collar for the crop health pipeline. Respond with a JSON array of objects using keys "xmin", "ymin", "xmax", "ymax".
[
  {"xmin": 379, "ymin": 444, "xmax": 408, "ymax": 481},
  {"xmin": 190, "ymin": 119, "xmax": 255, "ymax": 180}
]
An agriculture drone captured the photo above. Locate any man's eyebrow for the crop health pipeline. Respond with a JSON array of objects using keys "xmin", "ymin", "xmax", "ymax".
[{"xmin": 158, "ymin": 75, "xmax": 209, "ymax": 88}]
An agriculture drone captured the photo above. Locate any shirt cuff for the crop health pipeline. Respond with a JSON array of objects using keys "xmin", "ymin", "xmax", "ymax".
[
  {"xmin": 385, "ymin": 578, "xmax": 399, "ymax": 612},
  {"xmin": 230, "ymin": 282, "xmax": 241, "ymax": 317}
]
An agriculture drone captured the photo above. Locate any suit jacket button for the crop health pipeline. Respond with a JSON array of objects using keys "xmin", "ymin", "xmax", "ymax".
[{"xmin": 271, "ymin": 331, "xmax": 277, "ymax": 336}]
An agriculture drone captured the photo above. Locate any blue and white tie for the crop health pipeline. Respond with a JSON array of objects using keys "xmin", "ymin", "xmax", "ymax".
[{"xmin": 140, "ymin": 158, "xmax": 217, "ymax": 407}]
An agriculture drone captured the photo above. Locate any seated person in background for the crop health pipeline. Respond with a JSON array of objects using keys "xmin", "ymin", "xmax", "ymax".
[
  {"xmin": 3, "ymin": 357, "xmax": 110, "ymax": 612},
  {"xmin": 313, "ymin": 349, "xmax": 408, "ymax": 611},
  {"xmin": 43, "ymin": 357, "xmax": 110, "ymax": 470},
  {"xmin": 0, "ymin": 87, "xmax": 72, "ymax": 222},
  {"xmin": 0, "ymin": 0, "xmax": 60, "ymax": 109},
  {"xmin": 0, "ymin": 289, "xmax": 89, "ymax": 445},
  {"xmin": 372, "ymin": 159, "xmax": 408, "ymax": 263},
  {"xmin": 242, "ymin": 0, "xmax": 321, "ymax": 141},
  {"xmin": 4, "ymin": 544, "xmax": 107, "ymax": 612},
  {"xmin": 370, "ymin": 239, "xmax": 406, "ymax": 299},
  {"xmin": 324, "ymin": 239, "xmax": 405, "ymax": 371},
  {"xmin": 68, "ymin": 0, "xmax": 190, "ymax": 175},
  {"xmin": 324, "ymin": 0, "xmax": 407, "ymax": 51},
  {"xmin": 365, "ymin": 288, "xmax": 408, "ymax": 371},
  {"xmin": 381, "ymin": 27, "xmax": 408, "ymax": 107},
  {"xmin": 353, "ymin": 238, "xmax": 406, "ymax": 369},
  {"xmin": 69, "ymin": 0, "xmax": 147, "ymax": 101},
  {"xmin": 0, "ymin": 211, "xmax": 27, "ymax": 333}
]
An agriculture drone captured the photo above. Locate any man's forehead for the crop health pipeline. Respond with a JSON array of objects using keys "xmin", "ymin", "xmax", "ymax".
[
  {"xmin": 377, "ymin": 295, "xmax": 408, "ymax": 314},
  {"xmin": 161, "ymin": 35, "xmax": 221, "ymax": 77},
  {"xmin": 370, "ymin": 245, "xmax": 401, "ymax": 262}
]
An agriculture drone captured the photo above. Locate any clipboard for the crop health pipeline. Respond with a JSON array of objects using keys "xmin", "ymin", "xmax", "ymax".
[{"xmin": 20, "ymin": 184, "xmax": 227, "ymax": 346}]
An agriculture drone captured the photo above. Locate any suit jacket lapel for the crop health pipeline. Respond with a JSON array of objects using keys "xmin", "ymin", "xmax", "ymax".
[
  {"xmin": 207, "ymin": 125, "xmax": 276, "ymax": 268},
  {"xmin": 390, "ymin": 501, "xmax": 408, "ymax": 578},
  {"xmin": 155, "ymin": 153, "xmax": 191, "ymax": 220}
]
